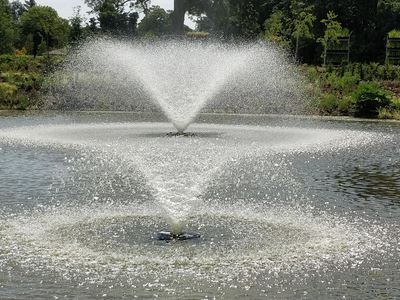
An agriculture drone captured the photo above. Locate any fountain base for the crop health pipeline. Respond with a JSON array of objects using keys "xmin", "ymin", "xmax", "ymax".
[
  {"xmin": 166, "ymin": 132, "xmax": 196, "ymax": 137},
  {"xmin": 156, "ymin": 231, "xmax": 201, "ymax": 241}
]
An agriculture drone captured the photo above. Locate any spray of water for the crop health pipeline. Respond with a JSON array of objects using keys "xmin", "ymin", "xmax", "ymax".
[{"xmin": 46, "ymin": 39, "xmax": 306, "ymax": 132}]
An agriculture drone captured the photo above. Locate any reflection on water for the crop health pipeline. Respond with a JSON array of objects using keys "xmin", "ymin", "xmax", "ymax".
[{"xmin": 337, "ymin": 163, "xmax": 400, "ymax": 204}]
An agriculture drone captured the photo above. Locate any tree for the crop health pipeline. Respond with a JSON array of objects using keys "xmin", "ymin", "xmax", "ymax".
[
  {"xmin": 317, "ymin": 11, "xmax": 345, "ymax": 66},
  {"xmin": 69, "ymin": 6, "xmax": 84, "ymax": 42},
  {"xmin": 262, "ymin": 9, "xmax": 289, "ymax": 46},
  {"xmin": 0, "ymin": 0, "xmax": 16, "ymax": 54},
  {"xmin": 86, "ymin": 17, "xmax": 99, "ymax": 34},
  {"xmin": 290, "ymin": 0, "xmax": 316, "ymax": 61},
  {"xmin": 23, "ymin": 0, "xmax": 35, "ymax": 9},
  {"xmin": 138, "ymin": 6, "xmax": 171, "ymax": 36},
  {"xmin": 20, "ymin": 6, "xmax": 69, "ymax": 56},
  {"xmin": 9, "ymin": 0, "xmax": 25, "ymax": 20},
  {"xmin": 234, "ymin": 0, "xmax": 261, "ymax": 39},
  {"xmin": 85, "ymin": 0, "xmax": 150, "ymax": 13},
  {"xmin": 84, "ymin": 0, "xmax": 140, "ymax": 36}
]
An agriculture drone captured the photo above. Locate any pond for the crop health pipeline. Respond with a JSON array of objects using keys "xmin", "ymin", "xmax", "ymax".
[{"xmin": 0, "ymin": 111, "xmax": 399, "ymax": 299}]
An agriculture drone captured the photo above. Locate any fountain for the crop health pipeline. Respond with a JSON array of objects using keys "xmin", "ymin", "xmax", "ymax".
[{"xmin": 0, "ymin": 40, "xmax": 399, "ymax": 298}]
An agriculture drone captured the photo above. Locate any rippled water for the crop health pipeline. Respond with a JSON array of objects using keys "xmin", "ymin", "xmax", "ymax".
[{"xmin": 0, "ymin": 112, "xmax": 399, "ymax": 299}]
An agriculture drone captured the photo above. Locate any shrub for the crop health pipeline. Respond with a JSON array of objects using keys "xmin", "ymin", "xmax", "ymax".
[
  {"xmin": 378, "ymin": 107, "xmax": 400, "ymax": 120},
  {"xmin": 352, "ymin": 82, "xmax": 391, "ymax": 117},
  {"xmin": 337, "ymin": 96, "xmax": 353, "ymax": 115},
  {"xmin": 318, "ymin": 93, "xmax": 338, "ymax": 114},
  {"xmin": 0, "ymin": 82, "xmax": 17, "ymax": 99},
  {"xmin": 388, "ymin": 29, "xmax": 400, "ymax": 38},
  {"xmin": 390, "ymin": 97, "xmax": 400, "ymax": 110}
]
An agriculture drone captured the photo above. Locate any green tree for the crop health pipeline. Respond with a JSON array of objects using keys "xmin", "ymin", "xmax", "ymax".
[
  {"xmin": 290, "ymin": 0, "xmax": 316, "ymax": 61},
  {"xmin": 24, "ymin": 0, "xmax": 35, "ymax": 9},
  {"xmin": 0, "ymin": 0, "xmax": 16, "ymax": 54},
  {"xmin": 138, "ymin": 6, "xmax": 171, "ymax": 36},
  {"xmin": 85, "ymin": 0, "xmax": 140, "ymax": 36},
  {"xmin": 262, "ymin": 9, "xmax": 289, "ymax": 46},
  {"xmin": 20, "ymin": 6, "xmax": 69, "ymax": 56},
  {"xmin": 317, "ymin": 11, "xmax": 344, "ymax": 66},
  {"xmin": 86, "ymin": 17, "xmax": 98, "ymax": 34},
  {"xmin": 69, "ymin": 6, "xmax": 84, "ymax": 42},
  {"xmin": 9, "ymin": 0, "xmax": 25, "ymax": 20}
]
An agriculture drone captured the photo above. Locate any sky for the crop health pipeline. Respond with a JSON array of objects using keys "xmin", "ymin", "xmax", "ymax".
[{"xmin": 35, "ymin": 0, "xmax": 195, "ymax": 28}]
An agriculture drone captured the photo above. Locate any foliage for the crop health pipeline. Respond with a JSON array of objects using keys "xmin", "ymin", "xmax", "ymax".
[
  {"xmin": 317, "ymin": 93, "xmax": 339, "ymax": 114},
  {"xmin": 303, "ymin": 64, "xmax": 400, "ymax": 118},
  {"xmin": 9, "ymin": 0, "xmax": 25, "ymax": 20},
  {"xmin": 378, "ymin": 107, "xmax": 400, "ymax": 120},
  {"xmin": 138, "ymin": 6, "xmax": 171, "ymax": 36},
  {"xmin": 0, "ymin": 0, "xmax": 16, "ymax": 54},
  {"xmin": 352, "ymin": 82, "xmax": 391, "ymax": 117},
  {"xmin": 261, "ymin": 9, "xmax": 289, "ymax": 46},
  {"xmin": 317, "ymin": 11, "xmax": 345, "ymax": 66},
  {"xmin": 388, "ymin": 29, "xmax": 400, "ymax": 38},
  {"xmin": 98, "ymin": 0, "xmax": 139, "ymax": 35},
  {"xmin": 20, "ymin": 6, "xmax": 70, "ymax": 56},
  {"xmin": 290, "ymin": 0, "xmax": 316, "ymax": 60},
  {"xmin": 24, "ymin": 0, "xmax": 36, "ymax": 10},
  {"xmin": 69, "ymin": 6, "xmax": 84, "ymax": 43},
  {"xmin": 0, "ymin": 54, "xmax": 61, "ymax": 109},
  {"xmin": 85, "ymin": 0, "xmax": 145, "ymax": 36}
]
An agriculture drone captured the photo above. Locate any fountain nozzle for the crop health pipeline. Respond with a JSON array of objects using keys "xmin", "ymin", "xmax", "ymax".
[{"xmin": 156, "ymin": 231, "xmax": 201, "ymax": 241}]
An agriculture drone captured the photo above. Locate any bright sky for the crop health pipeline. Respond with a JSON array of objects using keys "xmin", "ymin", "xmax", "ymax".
[{"xmin": 35, "ymin": 0, "xmax": 195, "ymax": 28}]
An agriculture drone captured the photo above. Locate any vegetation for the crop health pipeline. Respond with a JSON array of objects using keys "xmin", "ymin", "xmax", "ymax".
[
  {"xmin": 0, "ymin": 54, "xmax": 61, "ymax": 109},
  {"xmin": 388, "ymin": 29, "xmax": 400, "ymax": 38},
  {"xmin": 0, "ymin": 0, "xmax": 400, "ymax": 120},
  {"xmin": 306, "ymin": 64, "xmax": 400, "ymax": 119},
  {"xmin": 0, "ymin": 0, "xmax": 399, "ymax": 62}
]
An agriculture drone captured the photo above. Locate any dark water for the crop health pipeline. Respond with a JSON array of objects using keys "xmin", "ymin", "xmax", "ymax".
[{"xmin": 0, "ymin": 111, "xmax": 399, "ymax": 299}]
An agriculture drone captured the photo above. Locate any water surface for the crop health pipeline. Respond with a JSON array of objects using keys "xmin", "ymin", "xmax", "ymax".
[{"xmin": 0, "ymin": 112, "xmax": 399, "ymax": 299}]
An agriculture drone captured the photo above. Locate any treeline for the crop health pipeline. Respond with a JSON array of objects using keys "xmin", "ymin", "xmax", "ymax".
[{"xmin": 1, "ymin": 0, "xmax": 400, "ymax": 63}]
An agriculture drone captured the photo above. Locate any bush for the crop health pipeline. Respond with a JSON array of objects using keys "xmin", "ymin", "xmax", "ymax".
[
  {"xmin": 0, "ymin": 82, "xmax": 17, "ymax": 98},
  {"xmin": 0, "ymin": 72, "xmax": 43, "ymax": 91},
  {"xmin": 0, "ymin": 82, "xmax": 18, "ymax": 107},
  {"xmin": 352, "ymin": 82, "xmax": 391, "ymax": 117},
  {"xmin": 318, "ymin": 93, "xmax": 339, "ymax": 114},
  {"xmin": 378, "ymin": 107, "xmax": 400, "ymax": 120},
  {"xmin": 337, "ymin": 96, "xmax": 353, "ymax": 115},
  {"xmin": 390, "ymin": 97, "xmax": 400, "ymax": 110},
  {"xmin": 388, "ymin": 29, "xmax": 400, "ymax": 38}
]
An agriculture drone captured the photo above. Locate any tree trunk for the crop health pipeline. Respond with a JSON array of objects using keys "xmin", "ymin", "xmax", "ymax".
[{"xmin": 172, "ymin": 0, "xmax": 186, "ymax": 35}]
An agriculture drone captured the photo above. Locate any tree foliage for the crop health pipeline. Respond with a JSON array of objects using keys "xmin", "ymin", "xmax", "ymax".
[
  {"xmin": 138, "ymin": 6, "xmax": 171, "ymax": 37},
  {"xmin": 0, "ymin": 0, "xmax": 16, "ymax": 54},
  {"xmin": 84, "ymin": 0, "xmax": 141, "ymax": 36},
  {"xmin": 317, "ymin": 11, "xmax": 345, "ymax": 66},
  {"xmin": 20, "ymin": 6, "xmax": 69, "ymax": 56},
  {"xmin": 23, "ymin": 0, "xmax": 35, "ymax": 10},
  {"xmin": 69, "ymin": 6, "xmax": 84, "ymax": 43},
  {"xmin": 290, "ymin": 0, "xmax": 315, "ymax": 60},
  {"xmin": 1, "ymin": 0, "xmax": 400, "ymax": 63},
  {"xmin": 261, "ymin": 9, "xmax": 288, "ymax": 46}
]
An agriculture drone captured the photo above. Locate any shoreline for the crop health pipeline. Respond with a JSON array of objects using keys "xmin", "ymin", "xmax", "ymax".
[{"xmin": 1, "ymin": 109, "xmax": 400, "ymax": 124}]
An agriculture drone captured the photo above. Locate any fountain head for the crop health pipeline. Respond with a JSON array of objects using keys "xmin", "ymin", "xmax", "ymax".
[
  {"xmin": 166, "ymin": 132, "xmax": 196, "ymax": 137},
  {"xmin": 156, "ymin": 231, "xmax": 201, "ymax": 241}
]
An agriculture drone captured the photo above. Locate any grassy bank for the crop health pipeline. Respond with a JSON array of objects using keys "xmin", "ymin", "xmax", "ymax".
[
  {"xmin": 0, "ymin": 55, "xmax": 62, "ymax": 110},
  {"xmin": 1, "ymin": 54, "xmax": 400, "ymax": 121},
  {"xmin": 304, "ymin": 63, "xmax": 400, "ymax": 120}
]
